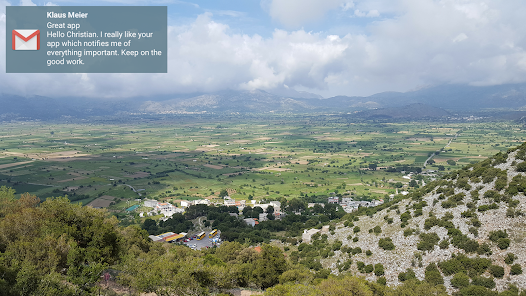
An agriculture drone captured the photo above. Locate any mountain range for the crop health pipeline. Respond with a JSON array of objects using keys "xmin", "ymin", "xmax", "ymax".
[{"xmin": 2, "ymin": 83, "xmax": 526, "ymax": 120}]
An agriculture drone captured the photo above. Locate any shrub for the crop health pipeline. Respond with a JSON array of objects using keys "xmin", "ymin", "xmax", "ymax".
[
  {"xmin": 439, "ymin": 239, "xmax": 449, "ymax": 250},
  {"xmin": 377, "ymin": 277, "xmax": 386, "ymax": 285},
  {"xmin": 373, "ymin": 226, "xmax": 382, "ymax": 234},
  {"xmin": 400, "ymin": 211, "xmax": 411, "ymax": 222},
  {"xmin": 353, "ymin": 226, "xmax": 360, "ymax": 233},
  {"xmin": 353, "ymin": 237, "xmax": 359, "ymax": 242},
  {"xmin": 364, "ymin": 264, "xmax": 374, "ymax": 273},
  {"xmin": 351, "ymin": 247, "xmax": 362, "ymax": 255},
  {"xmin": 404, "ymin": 228, "xmax": 416, "ymax": 237},
  {"xmin": 425, "ymin": 263, "xmax": 444, "ymax": 286},
  {"xmin": 332, "ymin": 240, "xmax": 342, "ymax": 251},
  {"xmin": 398, "ymin": 269, "xmax": 416, "ymax": 282},
  {"xmin": 417, "ymin": 232, "xmax": 440, "ymax": 252},
  {"xmin": 471, "ymin": 276, "xmax": 495, "ymax": 289},
  {"xmin": 488, "ymin": 230, "xmax": 508, "ymax": 242},
  {"xmin": 505, "ymin": 253, "xmax": 516, "ymax": 265},
  {"xmin": 365, "ymin": 250, "xmax": 372, "ymax": 256},
  {"xmin": 378, "ymin": 238, "xmax": 395, "ymax": 250},
  {"xmin": 489, "ymin": 265, "xmax": 504, "ymax": 278},
  {"xmin": 374, "ymin": 263, "xmax": 385, "ymax": 276},
  {"xmin": 510, "ymin": 264, "xmax": 523, "ymax": 275},
  {"xmin": 497, "ymin": 238, "xmax": 510, "ymax": 250},
  {"xmin": 438, "ymin": 255, "xmax": 491, "ymax": 277},
  {"xmin": 477, "ymin": 243, "xmax": 492, "ymax": 256},
  {"xmin": 451, "ymin": 272, "xmax": 470, "ymax": 289}
]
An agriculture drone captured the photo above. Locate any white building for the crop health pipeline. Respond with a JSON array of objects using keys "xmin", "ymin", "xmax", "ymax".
[
  {"xmin": 194, "ymin": 199, "xmax": 210, "ymax": 205},
  {"xmin": 180, "ymin": 200, "xmax": 193, "ymax": 207},
  {"xmin": 144, "ymin": 199, "xmax": 158, "ymax": 208}
]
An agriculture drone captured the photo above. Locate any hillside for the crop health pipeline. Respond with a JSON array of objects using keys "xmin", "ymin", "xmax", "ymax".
[{"xmin": 314, "ymin": 142, "xmax": 526, "ymax": 294}]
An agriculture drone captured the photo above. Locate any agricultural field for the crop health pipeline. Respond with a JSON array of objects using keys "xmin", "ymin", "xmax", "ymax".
[{"xmin": 0, "ymin": 115, "xmax": 523, "ymax": 216}]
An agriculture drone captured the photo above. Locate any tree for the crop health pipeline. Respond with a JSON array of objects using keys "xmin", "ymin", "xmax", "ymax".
[
  {"xmin": 425, "ymin": 263, "xmax": 444, "ymax": 286},
  {"xmin": 252, "ymin": 244, "xmax": 288, "ymax": 288},
  {"xmin": 451, "ymin": 272, "xmax": 470, "ymax": 288}
]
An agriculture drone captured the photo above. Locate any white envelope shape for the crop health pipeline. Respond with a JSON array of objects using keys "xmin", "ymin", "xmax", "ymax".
[{"xmin": 12, "ymin": 29, "xmax": 40, "ymax": 50}]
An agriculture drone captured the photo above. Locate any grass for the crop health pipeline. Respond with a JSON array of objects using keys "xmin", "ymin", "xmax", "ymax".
[{"xmin": 0, "ymin": 116, "xmax": 525, "ymax": 218}]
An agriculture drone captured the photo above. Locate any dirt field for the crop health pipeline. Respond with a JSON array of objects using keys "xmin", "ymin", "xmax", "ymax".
[
  {"xmin": 204, "ymin": 164, "xmax": 224, "ymax": 169},
  {"xmin": 126, "ymin": 172, "xmax": 150, "ymax": 178},
  {"xmin": 87, "ymin": 196, "xmax": 115, "ymax": 208},
  {"xmin": 0, "ymin": 161, "xmax": 34, "ymax": 169}
]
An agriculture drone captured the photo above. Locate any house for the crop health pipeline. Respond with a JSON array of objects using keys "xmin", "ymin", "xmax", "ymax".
[
  {"xmin": 144, "ymin": 199, "xmax": 158, "ymax": 208},
  {"xmin": 259, "ymin": 213, "xmax": 268, "ymax": 222},
  {"xmin": 270, "ymin": 201, "xmax": 281, "ymax": 212},
  {"xmin": 243, "ymin": 218, "xmax": 257, "ymax": 227},
  {"xmin": 328, "ymin": 196, "xmax": 339, "ymax": 204},
  {"xmin": 224, "ymin": 199, "xmax": 235, "ymax": 206},
  {"xmin": 341, "ymin": 197, "xmax": 354, "ymax": 204},
  {"xmin": 302, "ymin": 229, "xmax": 320, "ymax": 243},
  {"xmin": 194, "ymin": 199, "xmax": 210, "ymax": 205},
  {"xmin": 156, "ymin": 203, "xmax": 175, "ymax": 212},
  {"xmin": 180, "ymin": 200, "xmax": 193, "ymax": 208}
]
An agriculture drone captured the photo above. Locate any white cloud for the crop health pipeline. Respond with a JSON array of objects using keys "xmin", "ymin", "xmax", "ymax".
[
  {"xmin": 44, "ymin": 2, "xmax": 58, "ymax": 6},
  {"xmin": 19, "ymin": 0, "xmax": 35, "ymax": 6},
  {"xmin": 264, "ymin": 0, "xmax": 345, "ymax": 28},
  {"xmin": 341, "ymin": 1, "xmax": 354, "ymax": 11},
  {"xmin": 2, "ymin": 0, "xmax": 526, "ymax": 98}
]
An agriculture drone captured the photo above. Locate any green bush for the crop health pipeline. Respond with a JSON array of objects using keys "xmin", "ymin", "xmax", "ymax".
[
  {"xmin": 365, "ymin": 250, "xmax": 372, "ymax": 256},
  {"xmin": 497, "ymin": 238, "xmax": 510, "ymax": 250},
  {"xmin": 353, "ymin": 226, "xmax": 360, "ymax": 233},
  {"xmin": 378, "ymin": 238, "xmax": 395, "ymax": 250},
  {"xmin": 404, "ymin": 228, "xmax": 416, "ymax": 237},
  {"xmin": 510, "ymin": 264, "xmax": 523, "ymax": 275},
  {"xmin": 439, "ymin": 239, "xmax": 449, "ymax": 249},
  {"xmin": 377, "ymin": 277, "xmax": 386, "ymax": 285},
  {"xmin": 425, "ymin": 263, "xmax": 443, "ymax": 286},
  {"xmin": 438, "ymin": 255, "xmax": 491, "ymax": 277},
  {"xmin": 374, "ymin": 263, "xmax": 385, "ymax": 276},
  {"xmin": 488, "ymin": 230, "xmax": 508, "ymax": 242},
  {"xmin": 373, "ymin": 226, "xmax": 382, "ymax": 234},
  {"xmin": 488, "ymin": 265, "xmax": 504, "ymax": 278},
  {"xmin": 398, "ymin": 269, "xmax": 416, "ymax": 282},
  {"xmin": 364, "ymin": 264, "xmax": 374, "ymax": 273},
  {"xmin": 505, "ymin": 253, "xmax": 516, "ymax": 265},
  {"xmin": 451, "ymin": 272, "xmax": 470, "ymax": 289},
  {"xmin": 417, "ymin": 232, "xmax": 440, "ymax": 252},
  {"xmin": 471, "ymin": 276, "xmax": 495, "ymax": 289},
  {"xmin": 477, "ymin": 243, "xmax": 492, "ymax": 256}
]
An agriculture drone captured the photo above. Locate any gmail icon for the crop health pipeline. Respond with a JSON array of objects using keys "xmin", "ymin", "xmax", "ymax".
[{"xmin": 12, "ymin": 29, "xmax": 40, "ymax": 50}]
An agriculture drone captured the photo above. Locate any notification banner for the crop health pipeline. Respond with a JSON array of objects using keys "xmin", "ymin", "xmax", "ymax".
[{"xmin": 6, "ymin": 6, "xmax": 167, "ymax": 73}]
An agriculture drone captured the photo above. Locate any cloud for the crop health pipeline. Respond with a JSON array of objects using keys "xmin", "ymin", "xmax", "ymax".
[
  {"xmin": 264, "ymin": 0, "xmax": 345, "ymax": 28},
  {"xmin": 2, "ymin": 0, "xmax": 526, "ymax": 98},
  {"xmin": 19, "ymin": 0, "xmax": 35, "ymax": 6},
  {"xmin": 44, "ymin": 2, "xmax": 58, "ymax": 6}
]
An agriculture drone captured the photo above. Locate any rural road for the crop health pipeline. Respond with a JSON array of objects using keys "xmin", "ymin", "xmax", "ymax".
[
  {"xmin": 423, "ymin": 133, "xmax": 459, "ymax": 168},
  {"xmin": 124, "ymin": 184, "xmax": 142, "ymax": 196}
]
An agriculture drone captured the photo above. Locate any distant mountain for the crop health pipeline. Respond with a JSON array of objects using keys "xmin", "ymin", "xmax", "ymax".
[
  {"xmin": 2, "ymin": 83, "xmax": 526, "ymax": 120},
  {"xmin": 353, "ymin": 103, "xmax": 451, "ymax": 120}
]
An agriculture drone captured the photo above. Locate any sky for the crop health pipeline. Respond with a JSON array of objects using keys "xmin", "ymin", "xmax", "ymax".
[{"xmin": 1, "ymin": 0, "xmax": 526, "ymax": 99}]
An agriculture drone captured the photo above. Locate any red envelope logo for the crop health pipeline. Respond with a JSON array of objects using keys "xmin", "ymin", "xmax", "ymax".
[{"xmin": 12, "ymin": 29, "xmax": 40, "ymax": 50}]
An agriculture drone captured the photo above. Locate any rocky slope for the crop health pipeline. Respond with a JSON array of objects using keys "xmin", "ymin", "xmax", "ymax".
[{"xmin": 322, "ymin": 143, "xmax": 526, "ymax": 293}]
